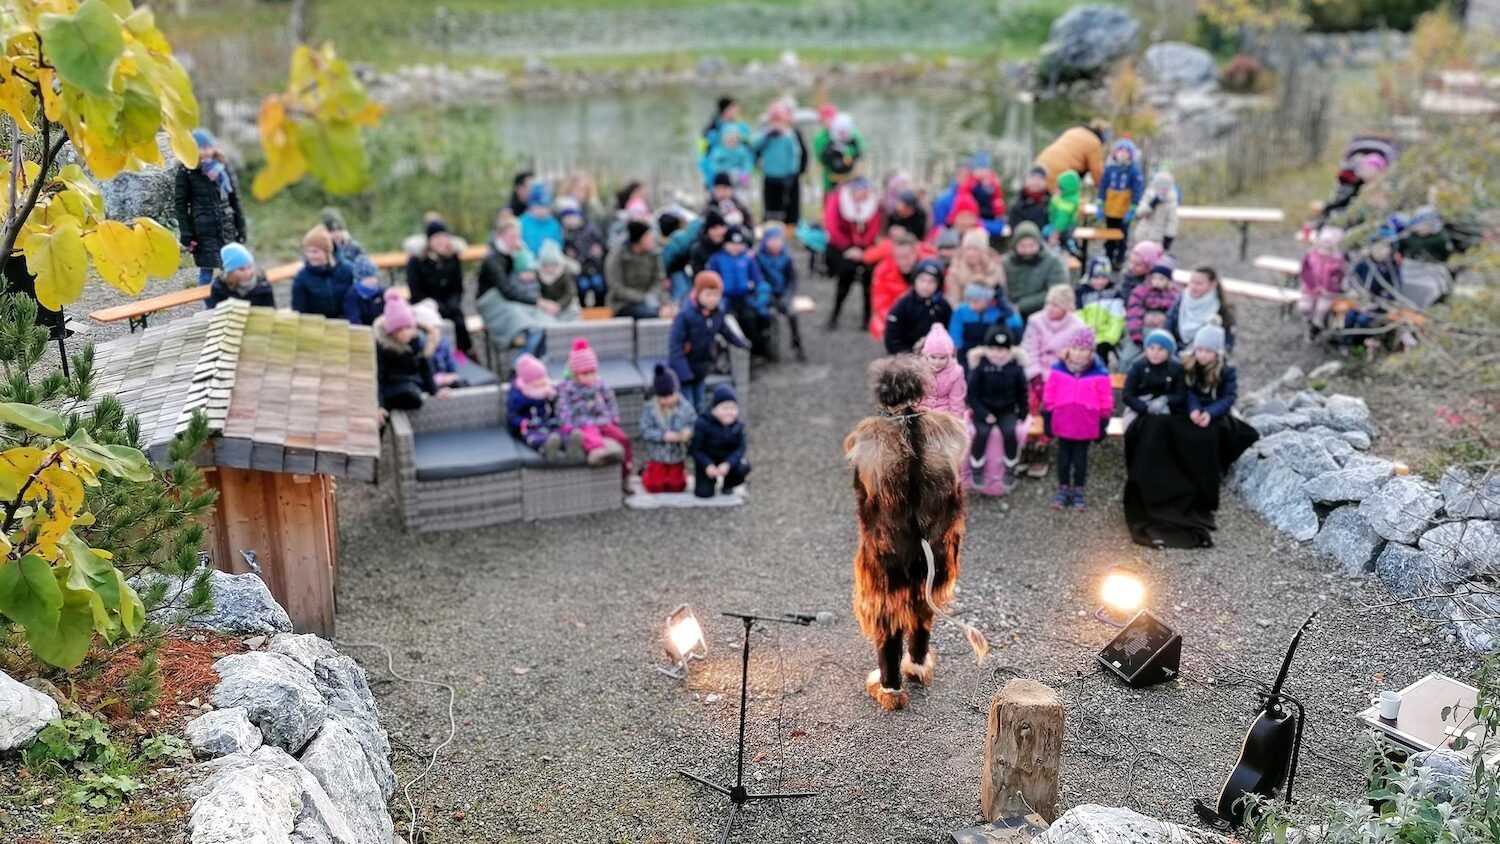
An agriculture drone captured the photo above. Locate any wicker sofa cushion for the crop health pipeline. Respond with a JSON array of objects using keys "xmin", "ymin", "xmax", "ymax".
[
  {"xmin": 411, "ymin": 426, "xmax": 524, "ymax": 481},
  {"xmin": 544, "ymin": 358, "xmax": 646, "ymax": 393},
  {"xmin": 456, "ymin": 358, "xmax": 501, "ymax": 388}
]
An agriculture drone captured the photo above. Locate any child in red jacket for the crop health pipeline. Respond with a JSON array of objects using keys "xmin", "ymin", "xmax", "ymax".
[{"xmin": 1042, "ymin": 327, "xmax": 1114, "ymax": 512}]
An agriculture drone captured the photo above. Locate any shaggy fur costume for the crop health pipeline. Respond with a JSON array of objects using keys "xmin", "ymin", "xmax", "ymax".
[{"xmin": 844, "ymin": 357, "xmax": 969, "ymax": 710}]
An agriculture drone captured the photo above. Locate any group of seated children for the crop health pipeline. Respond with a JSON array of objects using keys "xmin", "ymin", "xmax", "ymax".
[
  {"xmin": 1297, "ymin": 220, "xmax": 1434, "ymax": 353},
  {"xmin": 504, "ymin": 337, "xmax": 749, "ymax": 500}
]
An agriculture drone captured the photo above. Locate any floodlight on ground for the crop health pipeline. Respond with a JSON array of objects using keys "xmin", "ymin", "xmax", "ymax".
[
  {"xmin": 660, "ymin": 604, "xmax": 706, "ymax": 679},
  {"xmin": 1097, "ymin": 567, "xmax": 1146, "ymax": 626}
]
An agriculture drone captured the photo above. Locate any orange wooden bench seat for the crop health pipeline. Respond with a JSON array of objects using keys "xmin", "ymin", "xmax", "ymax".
[{"xmin": 1028, "ymin": 415, "xmax": 1125, "ymax": 439}]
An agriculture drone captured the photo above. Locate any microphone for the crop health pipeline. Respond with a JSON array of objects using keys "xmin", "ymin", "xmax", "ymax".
[{"xmin": 784, "ymin": 612, "xmax": 835, "ymax": 625}]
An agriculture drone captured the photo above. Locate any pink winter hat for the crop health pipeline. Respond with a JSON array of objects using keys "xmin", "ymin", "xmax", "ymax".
[
  {"xmin": 514, "ymin": 353, "xmax": 547, "ymax": 386},
  {"xmin": 1068, "ymin": 326, "xmax": 1097, "ymax": 350},
  {"xmin": 568, "ymin": 338, "xmax": 598, "ymax": 375},
  {"xmin": 383, "ymin": 289, "xmax": 415, "ymax": 332},
  {"xmin": 921, "ymin": 322, "xmax": 954, "ymax": 357},
  {"xmin": 1130, "ymin": 240, "xmax": 1164, "ymax": 268}
]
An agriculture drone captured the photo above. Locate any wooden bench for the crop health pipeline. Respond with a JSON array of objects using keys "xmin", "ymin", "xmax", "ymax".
[
  {"xmin": 1252, "ymin": 255, "xmax": 1304, "ymax": 317},
  {"xmin": 1170, "ymin": 268, "xmax": 1300, "ymax": 306},
  {"xmin": 1024, "ymin": 374, "xmax": 1127, "ymax": 439},
  {"xmin": 1082, "ymin": 203, "xmax": 1287, "ymax": 259},
  {"xmin": 1069, "ymin": 227, "xmax": 1123, "ymax": 262}
]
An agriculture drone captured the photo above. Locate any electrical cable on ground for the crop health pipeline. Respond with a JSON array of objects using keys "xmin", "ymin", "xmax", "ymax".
[{"xmin": 336, "ymin": 640, "xmax": 458, "ymax": 844}]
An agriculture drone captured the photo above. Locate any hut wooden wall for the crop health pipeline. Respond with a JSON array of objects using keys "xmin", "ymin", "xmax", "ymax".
[{"xmin": 202, "ymin": 468, "xmax": 338, "ymax": 637}]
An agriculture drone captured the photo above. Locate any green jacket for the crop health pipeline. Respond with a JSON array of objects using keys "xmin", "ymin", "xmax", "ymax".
[
  {"xmin": 813, "ymin": 128, "xmax": 867, "ymax": 193},
  {"xmin": 1047, "ymin": 171, "xmax": 1081, "ymax": 235},
  {"xmin": 1002, "ymin": 221, "xmax": 1067, "ymax": 319}
]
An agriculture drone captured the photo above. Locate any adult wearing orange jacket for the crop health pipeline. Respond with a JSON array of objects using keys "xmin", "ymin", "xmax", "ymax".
[{"xmin": 1034, "ymin": 119, "xmax": 1110, "ymax": 192}]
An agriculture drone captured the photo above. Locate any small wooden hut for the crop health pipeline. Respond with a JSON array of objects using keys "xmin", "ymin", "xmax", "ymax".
[{"xmin": 92, "ymin": 300, "xmax": 380, "ymax": 636}]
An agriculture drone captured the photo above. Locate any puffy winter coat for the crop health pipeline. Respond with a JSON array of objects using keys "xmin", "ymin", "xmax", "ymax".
[
  {"xmin": 1002, "ymin": 222, "xmax": 1068, "ymax": 318},
  {"xmin": 692, "ymin": 414, "xmax": 747, "ymax": 467},
  {"xmin": 1099, "ymin": 143, "xmax": 1144, "ymax": 220},
  {"xmin": 207, "ymin": 273, "xmax": 274, "ymax": 310},
  {"xmin": 1043, "ymin": 359, "xmax": 1114, "ymax": 441},
  {"xmin": 669, "ymin": 303, "xmax": 745, "ymax": 385},
  {"xmin": 1035, "ymin": 127, "xmax": 1107, "ymax": 192},
  {"xmin": 966, "ymin": 356, "xmax": 1028, "ymax": 421},
  {"xmin": 506, "ymin": 383, "xmax": 556, "ymax": 438},
  {"xmin": 918, "ymin": 361, "xmax": 968, "ymax": 417},
  {"xmin": 949, "ymin": 300, "xmax": 1020, "ymax": 359},
  {"xmin": 374, "ymin": 319, "xmax": 439, "ymax": 408},
  {"xmin": 520, "ymin": 214, "xmax": 564, "ymax": 256},
  {"xmin": 1186, "ymin": 363, "xmax": 1239, "ymax": 419},
  {"xmin": 1123, "ymin": 357, "xmax": 1186, "ymax": 415},
  {"xmin": 1075, "ymin": 284, "xmax": 1127, "ymax": 346},
  {"xmin": 1300, "ymin": 250, "xmax": 1346, "ymax": 298},
  {"xmin": 1021, "ymin": 310, "xmax": 1087, "ymax": 381},
  {"xmin": 705, "ymin": 250, "xmax": 764, "ymax": 303},
  {"xmin": 752, "ymin": 128, "xmax": 807, "ymax": 179},
  {"xmin": 556, "ymin": 380, "xmax": 620, "ymax": 428},
  {"xmin": 640, "ymin": 397, "xmax": 699, "ymax": 465},
  {"xmin": 824, "ymin": 189, "xmax": 883, "ymax": 253},
  {"xmin": 1133, "ymin": 190, "xmax": 1180, "ymax": 243},
  {"xmin": 174, "ymin": 164, "xmax": 246, "ymax": 269},
  {"xmin": 604, "ymin": 244, "xmax": 665, "ymax": 313},
  {"xmin": 1125, "ymin": 282, "xmax": 1180, "ymax": 344},
  {"xmin": 343, "ymin": 280, "xmax": 385, "ymax": 325},
  {"xmin": 407, "ymin": 251, "xmax": 465, "ymax": 306},
  {"xmin": 291, "ymin": 260, "xmax": 355, "ymax": 319},
  {"xmin": 1008, "ymin": 188, "xmax": 1051, "ymax": 234},
  {"xmin": 885, "ymin": 290, "xmax": 953, "ymax": 355}
]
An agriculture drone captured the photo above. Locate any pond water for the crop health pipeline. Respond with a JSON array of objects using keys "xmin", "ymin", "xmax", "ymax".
[{"xmin": 397, "ymin": 85, "xmax": 1082, "ymax": 197}]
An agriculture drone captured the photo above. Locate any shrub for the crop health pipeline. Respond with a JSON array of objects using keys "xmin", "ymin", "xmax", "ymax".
[
  {"xmin": 1220, "ymin": 54, "xmax": 1269, "ymax": 93},
  {"xmin": 1306, "ymin": 0, "xmax": 1446, "ymax": 32}
]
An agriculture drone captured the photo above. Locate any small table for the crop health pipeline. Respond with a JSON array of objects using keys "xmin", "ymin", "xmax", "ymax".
[{"xmin": 1356, "ymin": 673, "xmax": 1500, "ymax": 764}]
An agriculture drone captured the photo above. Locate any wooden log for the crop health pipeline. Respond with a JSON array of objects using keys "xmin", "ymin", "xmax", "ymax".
[{"xmin": 981, "ymin": 679, "xmax": 1064, "ymax": 823}]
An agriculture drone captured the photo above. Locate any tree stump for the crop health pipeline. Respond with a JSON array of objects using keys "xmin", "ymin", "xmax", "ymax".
[{"xmin": 981, "ymin": 679, "xmax": 1063, "ymax": 823}]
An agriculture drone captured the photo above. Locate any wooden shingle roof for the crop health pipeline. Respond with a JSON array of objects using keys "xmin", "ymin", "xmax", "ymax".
[{"xmin": 93, "ymin": 301, "xmax": 380, "ymax": 481}]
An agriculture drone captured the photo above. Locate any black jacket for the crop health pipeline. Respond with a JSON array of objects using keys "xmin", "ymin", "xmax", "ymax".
[
  {"xmin": 884, "ymin": 290, "xmax": 952, "ymax": 355},
  {"xmin": 375, "ymin": 323, "xmax": 439, "ymax": 408},
  {"xmin": 685, "ymin": 235, "xmax": 724, "ymax": 278},
  {"xmin": 966, "ymin": 357, "xmax": 1027, "ymax": 421},
  {"xmin": 476, "ymin": 246, "xmax": 517, "ymax": 300},
  {"xmin": 669, "ymin": 303, "xmax": 745, "ymax": 384},
  {"xmin": 174, "ymin": 164, "xmax": 246, "ymax": 269},
  {"xmin": 887, "ymin": 207, "xmax": 929, "ymax": 241},
  {"xmin": 1007, "ymin": 190, "xmax": 1050, "ymax": 234},
  {"xmin": 564, "ymin": 222, "xmax": 607, "ymax": 277},
  {"xmin": 1123, "ymin": 357, "xmax": 1186, "ymax": 415},
  {"xmin": 208, "ymin": 273, "xmax": 275, "ymax": 309},
  {"xmin": 691, "ymin": 415, "xmax": 747, "ymax": 467},
  {"xmin": 408, "ymin": 252, "xmax": 465, "ymax": 306}
]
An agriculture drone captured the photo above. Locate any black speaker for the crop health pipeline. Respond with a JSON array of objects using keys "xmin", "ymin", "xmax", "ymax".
[{"xmin": 1097, "ymin": 610, "xmax": 1181, "ymax": 688}]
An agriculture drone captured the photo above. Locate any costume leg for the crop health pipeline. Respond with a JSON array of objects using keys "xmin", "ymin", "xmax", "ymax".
[{"xmin": 902, "ymin": 613, "xmax": 937, "ymax": 685}]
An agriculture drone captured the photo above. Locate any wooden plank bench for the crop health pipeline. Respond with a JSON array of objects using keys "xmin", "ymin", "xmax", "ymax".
[
  {"xmin": 1170, "ymin": 268, "xmax": 1300, "ymax": 306},
  {"xmin": 1028, "ymin": 415, "xmax": 1125, "ymax": 439},
  {"xmin": 1069, "ymin": 227, "xmax": 1123, "ymax": 263},
  {"xmin": 1082, "ymin": 203, "xmax": 1286, "ymax": 259},
  {"xmin": 1252, "ymin": 255, "xmax": 1304, "ymax": 317}
]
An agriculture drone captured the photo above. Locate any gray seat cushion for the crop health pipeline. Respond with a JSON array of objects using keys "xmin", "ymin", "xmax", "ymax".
[
  {"xmin": 636, "ymin": 356, "xmax": 669, "ymax": 384},
  {"xmin": 456, "ymin": 358, "xmax": 501, "ymax": 388},
  {"xmin": 411, "ymin": 426, "xmax": 524, "ymax": 481},
  {"xmin": 544, "ymin": 358, "xmax": 645, "ymax": 393}
]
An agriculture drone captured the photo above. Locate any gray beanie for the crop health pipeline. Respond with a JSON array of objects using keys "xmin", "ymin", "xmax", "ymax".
[{"xmin": 1193, "ymin": 322, "xmax": 1226, "ymax": 354}]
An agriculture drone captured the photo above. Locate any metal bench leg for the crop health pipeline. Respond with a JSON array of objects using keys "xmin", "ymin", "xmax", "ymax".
[
  {"xmin": 1238, "ymin": 222, "xmax": 1250, "ymax": 262},
  {"xmin": 129, "ymin": 314, "xmax": 149, "ymax": 333}
]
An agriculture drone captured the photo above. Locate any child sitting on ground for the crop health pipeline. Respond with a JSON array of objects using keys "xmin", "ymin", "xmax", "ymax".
[
  {"xmin": 670, "ymin": 271, "xmax": 750, "ymax": 411},
  {"xmin": 1042, "ymin": 327, "xmax": 1113, "ymax": 512},
  {"xmin": 949, "ymin": 282, "xmax": 1021, "ymax": 368},
  {"xmin": 1299, "ymin": 226, "xmax": 1346, "ymax": 341},
  {"xmin": 640, "ymin": 365, "xmax": 698, "ymax": 494},
  {"xmin": 754, "ymin": 223, "xmax": 805, "ymax": 362},
  {"xmin": 507, "ymin": 353, "xmax": 571, "ymax": 459},
  {"xmin": 342, "ymin": 260, "xmax": 385, "ymax": 326},
  {"xmin": 692, "ymin": 385, "xmax": 750, "ymax": 498},
  {"xmin": 1122, "ymin": 329, "xmax": 1186, "ymax": 427},
  {"xmin": 966, "ymin": 325, "xmax": 1028, "ymax": 493},
  {"xmin": 373, "ymin": 291, "xmax": 449, "ymax": 412},
  {"xmin": 556, "ymin": 338, "xmax": 632, "ymax": 474},
  {"xmin": 884, "ymin": 258, "xmax": 952, "ymax": 355},
  {"xmin": 917, "ymin": 323, "xmax": 967, "ymax": 417},
  {"xmin": 1075, "ymin": 256, "xmax": 1127, "ymax": 364}
]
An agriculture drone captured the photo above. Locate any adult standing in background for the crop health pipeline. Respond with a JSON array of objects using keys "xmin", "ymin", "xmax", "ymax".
[
  {"xmin": 407, "ymin": 219, "xmax": 474, "ymax": 357},
  {"xmin": 605, "ymin": 221, "xmax": 668, "ymax": 319},
  {"xmin": 320, "ymin": 207, "xmax": 368, "ymax": 269},
  {"xmin": 753, "ymin": 101, "xmax": 808, "ymax": 225},
  {"xmin": 823, "ymin": 176, "xmax": 883, "ymax": 331},
  {"xmin": 175, "ymin": 128, "xmax": 246, "ymax": 287},
  {"xmin": 507, "ymin": 171, "xmax": 534, "ymax": 219},
  {"xmin": 1034, "ymin": 118, "xmax": 1110, "ymax": 192},
  {"xmin": 817, "ymin": 112, "xmax": 866, "ymax": 195}
]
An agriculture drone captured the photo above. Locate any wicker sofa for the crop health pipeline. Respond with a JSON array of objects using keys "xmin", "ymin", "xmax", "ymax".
[
  {"xmin": 543, "ymin": 318, "xmax": 646, "ymax": 436},
  {"xmin": 389, "ymin": 385, "xmax": 620, "ymax": 532}
]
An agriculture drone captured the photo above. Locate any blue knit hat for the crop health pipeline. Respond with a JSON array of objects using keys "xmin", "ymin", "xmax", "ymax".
[
  {"xmin": 1144, "ymin": 329, "xmax": 1176, "ymax": 354},
  {"xmin": 964, "ymin": 282, "xmax": 994, "ymax": 302},
  {"xmin": 1085, "ymin": 255, "xmax": 1113, "ymax": 281},
  {"xmin": 219, "ymin": 243, "xmax": 253, "ymax": 273},
  {"xmin": 191, "ymin": 128, "xmax": 216, "ymax": 149}
]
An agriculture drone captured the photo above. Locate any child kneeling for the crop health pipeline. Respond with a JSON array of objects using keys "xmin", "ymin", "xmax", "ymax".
[
  {"xmin": 640, "ymin": 365, "xmax": 698, "ymax": 493},
  {"xmin": 692, "ymin": 385, "xmax": 750, "ymax": 498},
  {"xmin": 1042, "ymin": 327, "xmax": 1113, "ymax": 511}
]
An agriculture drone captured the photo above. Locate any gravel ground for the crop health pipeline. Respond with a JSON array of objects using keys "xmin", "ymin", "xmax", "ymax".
[{"xmin": 314, "ymin": 228, "xmax": 1480, "ymax": 842}]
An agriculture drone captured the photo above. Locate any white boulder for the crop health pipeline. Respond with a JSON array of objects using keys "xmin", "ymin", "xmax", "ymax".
[
  {"xmin": 0, "ymin": 670, "xmax": 60, "ymax": 751},
  {"xmin": 212, "ymin": 652, "xmax": 327, "ymax": 754},
  {"xmin": 185, "ymin": 707, "xmax": 263, "ymax": 758}
]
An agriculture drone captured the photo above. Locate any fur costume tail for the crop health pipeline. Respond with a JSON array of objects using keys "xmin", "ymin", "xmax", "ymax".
[{"xmin": 921, "ymin": 539, "xmax": 989, "ymax": 663}]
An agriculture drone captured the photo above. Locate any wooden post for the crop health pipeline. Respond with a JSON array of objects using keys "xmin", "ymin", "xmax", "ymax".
[{"xmin": 981, "ymin": 679, "xmax": 1063, "ymax": 823}]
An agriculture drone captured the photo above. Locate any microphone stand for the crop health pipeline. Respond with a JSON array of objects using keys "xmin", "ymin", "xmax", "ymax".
[{"xmin": 678, "ymin": 612, "xmax": 817, "ymax": 843}]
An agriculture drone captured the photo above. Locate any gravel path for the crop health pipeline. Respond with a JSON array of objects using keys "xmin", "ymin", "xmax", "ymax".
[{"xmin": 320, "ymin": 228, "xmax": 1479, "ymax": 842}]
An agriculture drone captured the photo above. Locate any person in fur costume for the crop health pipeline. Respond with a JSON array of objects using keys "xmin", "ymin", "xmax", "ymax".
[{"xmin": 843, "ymin": 357, "xmax": 972, "ymax": 710}]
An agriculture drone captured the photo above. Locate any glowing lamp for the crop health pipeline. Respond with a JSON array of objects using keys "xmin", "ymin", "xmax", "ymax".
[
  {"xmin": 1096, "ymin": 567, "xmax": 1146, "ymax": 627},
  {"xmin": 661, "ymin": 604, "xmax": 706, "ymax": 678}
]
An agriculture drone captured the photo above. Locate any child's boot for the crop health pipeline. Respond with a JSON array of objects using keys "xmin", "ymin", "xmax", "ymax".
[
  {"xmin": 567, "ymin": 428, "xmax": 585, "ymax": 456},
  {"xmin": 1073, "ymin": 488, "xmax": 1088, "ymax": 512},
  {"xmin": 543, "ymin": 431, "xmax": 562, "ymax": 462},
  {"xmin": 1051, "ymin": 485, "xmax": 1071, "ymax": 510}
]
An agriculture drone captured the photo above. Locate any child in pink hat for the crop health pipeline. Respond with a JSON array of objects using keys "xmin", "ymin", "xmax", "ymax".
[
  {"xmin": 915, "ymin": 323, "xmax": 967, "ymax": 417},
  {"xmin": 506, "ymin": 353, "xmax": 575, "ymax": 460},
  {"xmin": 556, "ymin": 338, "xmax": 633, "ymax": 475}
]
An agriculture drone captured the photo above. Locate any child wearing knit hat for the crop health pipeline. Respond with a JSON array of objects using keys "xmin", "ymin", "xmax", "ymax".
[
  {"xmin": 207, "ymin": 244, "xmax": 274, "ymax": 310},
  {"xmin": 916, "ymin": 323, "xmax": 967, "ymax": 417},
  {"xmin": 506, "ymin": 353, "xmax": 572, "ymax": 461},
  {"xmin": 342, "ymin": 259, "xmax": 386, "ymax": 326},
  {"xmin": 639, "ymin": 365, "xmax": 698, "ymax": 494},
  {"xmin": 1122, "ymin": 328, "xmax": 1186, "ymax": 427},
  {"xmin": 1075, "ymin": 255, "xmax": 1127, "ymax": 364},
  {"xmin": 965, "ymin": 324, "xmax": 1029, "ymax": 494},
  {"xmin": 669, "ymin": 271, "xmax": 750, "ymax": 411},
  {"xmin": 1042, "ymin": 326, "xmax": 1113, "ymax": 511},
  {"xmin": 374, "ymin": 291, "xmax": 449, "ymax": 412},
  {"xmin": 556, "ymin": 339, "xmax": 633, "ymax": 476},
  {"xmin": 948, "ymin": 281, "xmax": 1021, "ymax": 368},
  {"xmin": 292, "ymin": 224, "xmax": 356, "ymax": 319},
  {"xmin": 691, "ymin": 384, "xmax": 750, "ymax": 498},
  {"xmin": 1184, "ymin": 318, "xmax": 1238, "ymax": 430}
]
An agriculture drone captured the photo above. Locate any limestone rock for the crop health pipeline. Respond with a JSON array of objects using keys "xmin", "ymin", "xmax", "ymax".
[
  {"xmin": 1418, "ymin": 520, "xmax": 1500, "ymax": 583},
  {"xmin": 190, "ymin": 746, "xmax": 357, "ymax": 844},
  {"xmin": 1142, "ymin": 42, "xmax": 1217, "ymax": 89},
  {"xmin": 1248, "ymin": 430, "xmax": 1341, "ymax": 478},
  {"xmin": 314, "ymin": 655, "xmax": 397, "ymax": 801},
  {"xmin": 1442, "ymin": 588, "xmax": 1500, "ymax": 654},
  {"xmin": 1244, "ymin": 398, "xmax": 1288, "ymax": 418},
  {"xmin": 1303, "ymin": 458, "xmax": 1395, "ymax": 504},
  {"xmin": 0, "ymin": 670, "xmax": 60, "ymax": 751},
  {"xmin": 1313, "ymin": 505, "xmax": 1385, "ymax": 575},
  {"xmin": 136, "ymin": 567, "xmax": 293, "ymax": 636},
  {"xmin": 1243, "ymin": 463, "xmax": 1320, "ymax": 540},
  {"xmin": 1440, "ymin": 467, "xmax": 1500, "ymax": 520},
  {"xmin": 1409, "ymin": 749, "xmax": 1473, "ymax": 804},
  {"xmin": 1324, "ymin": 394, "xmax": 1377, "ymax": 435},
  {"xmin": 1039, "ymin": 6, "xmax": 1140, "ymax": 81},
  {"xmin": 1247, "ymin": 412, "xmax": 1310, "ymax": 437},
  {"xmin": 299, "ymin": 720, "xmax": 394, "ymax": 844},
  {"xmin": 1374, "ymin": 543, "xmax": 1431, "ymax": 599},
  {"xmin": 269, "ymin": 633, "xmax": 340, "ymax": 671},
  {"xmin": 1277, "ymin": 365, "xmax": 1307, "ymax": 389},
  {"xmin": 1308, "ymin": 360, "xmax": 1343, "ymax": 381},
  {"xmin": 1359, "ymin": 476, "xmax": 1442, "ymax": 545},
  {"xmin": 212, "ymin": 652, "xmax": 326, "ymax": 754},
  {"xmin": 1290, "ymin": 390, "xmax": 1326, "ymax": 411},
  {"xmin": 185, "ymin": 707, "xmax": 263, "ymax": 758},
  {"xmin": 1340, "ymin": 430, "xmax": 1372, "ymax": 450},
  {"xmin": 1037, "ymin": 804, "xmax": 1228, "ymax": 844}
]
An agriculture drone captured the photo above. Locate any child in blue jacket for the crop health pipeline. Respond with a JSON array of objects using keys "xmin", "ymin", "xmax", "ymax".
[
  {"xmin": 754, "ymin": 223, "xmax": 804, "ymax": 362},
  {"xmin": 1098, "ymin": 139, "xmax": 1144, "ymax": 268},
  {"xmin": 670, "ymin": 271, "xmax": 749, "ymax": 411},
  {"xmin": 706, "ymin": 226, "xmax": 770, "ymax": 359},
  {"xmin": 949, "ymin": 282, "xmax": 1022, "ymax": 369}
]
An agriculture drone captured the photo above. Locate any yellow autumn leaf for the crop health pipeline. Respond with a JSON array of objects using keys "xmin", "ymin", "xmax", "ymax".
[
  {"xmin": 56, "ymin": 164, "xmax": 105, "ymax": 216},
  {"xmin": 0, "ymin": 57, "xmax": 38, "ymax": 134},
  {"xmin": 123, "ymin": 8, "xmax": 171, "ymax": 54},
  {"xmin": 23, "ymin": 217, "xmax": 87, "ymax": 310},
  {"xmin": 133, "ymin": 217, "xmax": 180, "ymax": 278},
  {"xmin": 151, "ymin": 54, "xmax": 199, "ymax": 167},
  {"xmin": 82, "ymin": 219, "xmax": 146, "ymax": 295},
  {"xmin": 252, "ymin": 96, "xmax": 308, "ymax": 200},
  {"xmin": 0, "ymin": 447, "xmax": 47, "ymax": 500}
]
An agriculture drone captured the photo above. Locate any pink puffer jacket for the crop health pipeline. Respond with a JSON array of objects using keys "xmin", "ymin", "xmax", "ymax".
[{"xmin": 919, "ymin": 361, "xmax": 968, "ymax": 417}]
